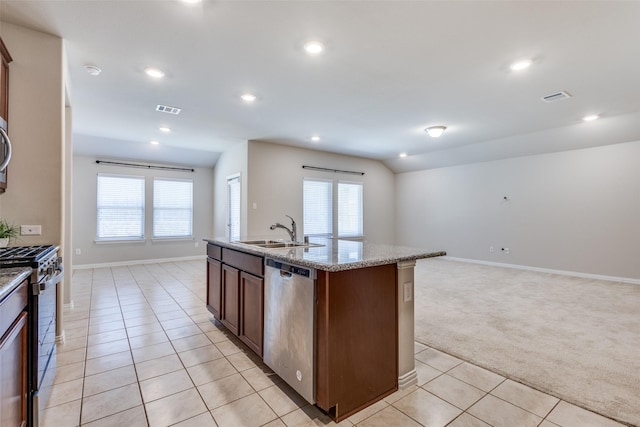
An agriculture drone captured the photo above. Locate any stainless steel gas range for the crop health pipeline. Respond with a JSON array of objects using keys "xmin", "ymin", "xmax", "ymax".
[{"xmin": 0, "ymin": 245, "xmax": 63, "ymax": 427}]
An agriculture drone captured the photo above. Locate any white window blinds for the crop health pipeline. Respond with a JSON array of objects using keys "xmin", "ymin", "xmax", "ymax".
[
  {"xmin": 153, "ymin": 178, "xmax": 193, "ymax": 238},
  {"xmin": 97, "ymin": 174, "xmax": 145, "ymax": 240},
  {"xmin": 338, "ymin": 181, "xmax": 363, "ymax": 237},
  {"xmin": 227, "ymin": 175, "xmax": 241, "ymax": 241},
  {"xmin": 303, "ymin": 179, "xmax": 333, "ymax": 236}
]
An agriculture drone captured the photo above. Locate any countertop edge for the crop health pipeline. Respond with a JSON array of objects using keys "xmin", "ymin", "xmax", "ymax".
[
  {"xmin": 204, "ymin": 238, "xmax": 446, "ymax": 272},
  {"xmin": 0, "ymin": 267, "xmax": 33, "ymax": 302}
]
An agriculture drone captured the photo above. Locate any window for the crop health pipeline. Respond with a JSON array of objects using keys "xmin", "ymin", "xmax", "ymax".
[
  {"xmin": 303, "ymin": 179, "xmax": 333, "ymax": 236},
  {"xmin": 97, "ymin": 174, "xmax": 145, "ymax": 240},
  {"xmin": 338, "ymin": 181, "xmax": 363, "ymax": 237},
  {"xmin": 153, "ymin": 178, "xmax": 193, "ymax": 238},
  {"xmin": 303, "ymin": 178, "xmax": 363, "ymax": 238},
  {"xmin": 227, "ymin": 175, "xmax": 241, "ymax": 241}
]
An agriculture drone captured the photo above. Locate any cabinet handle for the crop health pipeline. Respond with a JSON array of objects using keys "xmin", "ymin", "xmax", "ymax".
[{"xmin": 0, "ymin": 127, "xmax": 12, "ymax": 172}]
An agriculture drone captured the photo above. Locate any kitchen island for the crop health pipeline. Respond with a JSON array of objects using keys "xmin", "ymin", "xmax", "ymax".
[{"xmin": 204, "ymin": 237, "xmax": 445, "ymax": 421}]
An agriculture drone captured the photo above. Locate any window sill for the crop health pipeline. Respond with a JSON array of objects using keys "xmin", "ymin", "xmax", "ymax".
[
  {"xmin": 94, "ymin": 238, "xmax": 146, "ymax": 245},
  {"xmin": 151, "ymin": 237, "xmax": 194, "ymax": 243},
  {"xmin": 337, "ymin": 235, "xmax": 366, "ymax": 241}
]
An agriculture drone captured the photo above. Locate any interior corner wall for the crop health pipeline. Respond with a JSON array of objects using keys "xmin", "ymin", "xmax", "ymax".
[
  {"xmin": 395, "ymin": 140, "xmax": 640, "ymax": 280},
  {"xmin": 72, "ymin": 155, "xmax": 213, "ymax": 266},
  {"xmin": 0, "ymin": 23, "xmax": 63, "ymax": 245},
  {"xmin": 212, "ymin": 141, "xmax": 248, "ymax": 238},
  {"xmin": 246, "ymin": 141, "xmax": 396, "ymax": 244}
]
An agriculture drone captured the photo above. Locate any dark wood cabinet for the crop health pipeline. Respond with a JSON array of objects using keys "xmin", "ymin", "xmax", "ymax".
[
  {"xmin": 206, "ymin": 258, "xmax": 222, "ymax": 319},
  {"xmin": 207, "ymin": 243, "xmax": 264, "ymax": 357},
  {"xmin": 315, "ymin": 264, "xmax": 398, "ymax": 421},
  {"xmin": 0, "ymin": 37, "xmax": 13, "ymax": 194},
  {"xmin": 239, "ymin": 272, "xmax": 263, "ymax": 356},
  {"xmin": 0, "ymin": 38, "xmax": 11, "ymax": 122},
  {"xmin": 220, "ymin": 264, "xmax": 240, "ymax": 335},
  {"xmin": 0, "ymin": 280, "xmax": 28, "ymax": 427}
]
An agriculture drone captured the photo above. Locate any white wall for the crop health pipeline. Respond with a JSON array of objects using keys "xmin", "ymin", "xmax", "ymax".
[
  {"xmin": 212, "ymin": 141, "xmax": 248, "ymax": 238},
  {"xmin": 0, "ymin": 24, "xmax": 64, "ymax": 246},
  {"xmin": 396, "ymin": 140, "xmax": 640, "ymax": 280},
  {"xmin": 72, "ymin": 155, "xmax": 213, "ymax": 266},
  {"xmin": 246, "ymin": 141, "xmax": 396, "ymax": 244}
]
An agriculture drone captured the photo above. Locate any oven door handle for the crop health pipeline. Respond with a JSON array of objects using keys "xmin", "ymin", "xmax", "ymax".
[
  {"xmin": 32, "ymin": 266, "xmax": 64, "ymax": 295},
  {"xmin": 0, "ymin": 127, "xmax": 12, "ymax": 172}
]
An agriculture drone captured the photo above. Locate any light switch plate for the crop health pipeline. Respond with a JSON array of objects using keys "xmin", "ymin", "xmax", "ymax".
[{"xmin": 20, "ymin": 225, "xmax": 42, "ymax": 235}]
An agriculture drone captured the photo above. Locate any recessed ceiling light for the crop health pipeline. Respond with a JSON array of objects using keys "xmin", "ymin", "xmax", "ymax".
[
  {"xmin": 510, "ymin": 59, "xmax": 532, "ymax": 71},
  {"xmin": 425, "ymin": 126, "xmax": 447, "ymax": 138},
  {"xmin": 304, "ymin": 41, "xmax": 324, "ymax": 55},
  {"xmin": 84, "ymin": 65, "xmax": 102, "ymax": 76},
  {"xmin": 159, "ymin": 127, "xmax": 171, "ymax": 133},
  {"xmin": 150, "ymin": 140, "xmax": 160, "ymax": 145},
  {"xmin": 145, "ymin": 67, "xmax": 165, "ymax": 78},
  {"xmin": 241, "ymin": 93, "xmax": 257, "ymax": 102},
  {"xmin": 311, "ymin": 135, "xmax": 320, "ymax": 142},
  {"xmin": 583, "ymin": 115, "xmax": 599, "ymax": 122},
  {"xmin": 399, "ymin": 153, "xmax": 407, "ymax": 158}
]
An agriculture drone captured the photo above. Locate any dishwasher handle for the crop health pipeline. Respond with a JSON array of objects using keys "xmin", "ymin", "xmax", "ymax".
[
  {"xmin": 280, "ymin": 270, "xmax": 293, "ymax": 279},
  {"xmin": 266, "ymin": 258, "xmax": 316, "ymax": 280}
]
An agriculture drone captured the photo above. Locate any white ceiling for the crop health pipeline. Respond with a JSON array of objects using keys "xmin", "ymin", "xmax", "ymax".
[{"xmin": 2, "ymin": 1, "xmax": 640, "ymax": 172}]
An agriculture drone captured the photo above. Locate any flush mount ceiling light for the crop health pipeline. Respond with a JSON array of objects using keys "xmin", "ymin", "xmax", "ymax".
[
  {"xmin": 311, "ymin": 135, "xmax": 320, "ymax": 142},
  {"xmin": 240, "ymin": 93, "xmax": 257, "ymax": 102},
  {"xmin": 425, "ymin": 126, "xmax": 447, "ymax": 138},
  {"xmin": 144, "ymin": 67, "xmax": 165, "ymax": 78},
  {"xmin": 84, "ymin": 65, "xmax": 102, "ymax": 76},
  {"xmin": 583, "ymin": 114, "xmax": 599, "ymax": 122},
  {"xmin": 150, "ymin": 140, "xmax": 160, "ymax": 145},
  {"xmin": 304, "ymin": 41, "xmax": 324, "ymax": 55},
  {"xmin": 399, "ymin": 153, "xmax": 407, "ymax": 158},
  {"xmin": 159, "ymin": 127, "xmax": 171, "ymax": 133},
  {"xmin": 510, "ymin": 59, "xmax": 532, "ymax": 71}
]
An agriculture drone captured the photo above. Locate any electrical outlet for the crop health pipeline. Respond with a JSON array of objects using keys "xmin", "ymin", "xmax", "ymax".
[
  {"xmin": 194, "ymin": 241, "xmax": 199, "ymax": 248},
  {"xmin": 489, "ymin": 246, "xmax": 495, "ymax": 253},
  {"xmin": 20, "ymin": 225, "xmax": 42, "ymax": 235},
  {"xmin": 403, "ymin": 282, "xmax": 413, "ymax": 302},
  {"xmin": 501, "ymin": 247, "xmax": 510, "ymax": 254}
]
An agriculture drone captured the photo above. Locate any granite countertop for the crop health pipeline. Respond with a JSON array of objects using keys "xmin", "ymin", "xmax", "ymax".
[
  {"xmin": 204, "ymin": 237, "xmax": 446, "ymax": 272},
  {"xmin": 0, "ymin": 267, "xmax": 32, "ymax": 302}
]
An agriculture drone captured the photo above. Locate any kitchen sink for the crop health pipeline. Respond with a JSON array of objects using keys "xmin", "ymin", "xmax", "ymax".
[{"xmin": 235, "ymin": 240, "xmax": 323, "ymax": 249}]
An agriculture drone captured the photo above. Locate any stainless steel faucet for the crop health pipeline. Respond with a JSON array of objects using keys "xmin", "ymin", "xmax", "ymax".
[{"xmin": 270, "ymin": 215, "xmax": 297, "ymax": 242}]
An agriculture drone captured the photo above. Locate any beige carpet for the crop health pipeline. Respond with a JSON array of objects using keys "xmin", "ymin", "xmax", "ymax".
[{"xmin": 414, "ymin": 258, "xmax": 640, "ymax": 427}]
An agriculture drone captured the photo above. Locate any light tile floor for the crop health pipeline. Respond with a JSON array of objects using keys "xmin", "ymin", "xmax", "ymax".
[{"xmin": 43, "ymin": 261, "xmax": 629, "ymax": 427}]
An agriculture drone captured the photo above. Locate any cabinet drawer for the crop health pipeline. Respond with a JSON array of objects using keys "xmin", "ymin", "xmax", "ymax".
[
  {"xmin": 207, "ymin": 244, "xmax": 222, "ymax": 260},
  {"xmin": 0, "ymin": 280, "xmax": 28, "ymax": 337},
  {"xmin": 222, "ymin": 248, "xmax": 264, "ymax": 277}
]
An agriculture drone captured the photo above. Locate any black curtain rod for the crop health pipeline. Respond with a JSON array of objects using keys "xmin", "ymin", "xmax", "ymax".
[
  {"xmin": 302, "ymin": 165, "xmax": 364, "ymax": 175},
  {"xmin": 96, "ymin": 160, "xmax": 195, "ymax": 172}
]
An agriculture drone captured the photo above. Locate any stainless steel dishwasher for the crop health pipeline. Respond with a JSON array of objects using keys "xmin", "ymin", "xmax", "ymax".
[{"xmin": 264, "ymin": 258, "xmax": 316, "ymax": 404}]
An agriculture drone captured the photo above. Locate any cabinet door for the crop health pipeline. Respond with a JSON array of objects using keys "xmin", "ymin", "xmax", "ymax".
[
  {"xmin": 206, "ymin": 258, "xmax": 222, "ymax": 319},
  {"xmin": 0, "ymin": 37, "xmax": 12, "ymax": 194},
  {"xmin": 239, "ymin": 272, "xmax": 264, "ymax": 357},
  {"xmin": 221, "ymin": 264, "xmax": 240, "ymax": 335},
  {"xmin": 316, "ymin": 264, "xmax": 398, "ymax": 421},
  {"xmin": 0, "ymin": 311, "xmax": 28, "ymax": 427}
]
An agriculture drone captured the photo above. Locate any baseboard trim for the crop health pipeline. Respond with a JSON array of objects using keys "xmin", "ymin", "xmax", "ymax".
[
  {"xmin": 398, "ymin": 369, "xmax": 418, "ymax": 390},
  {"xmin": 72, "ymin": 255, "xmax": 206, "ymax": 270},
  {"xmin": 441, "ymin": 256, "xmax": 640, "ymax": 285}
]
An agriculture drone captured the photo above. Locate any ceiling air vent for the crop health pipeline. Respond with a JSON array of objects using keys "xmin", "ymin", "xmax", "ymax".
[
  {"xmin": 541, "ymin": 91, "xmax": 572, "ymax": 103},
  {"xmin": 156, "ymin": 104, "xmax": 182, "ymax": 114}
]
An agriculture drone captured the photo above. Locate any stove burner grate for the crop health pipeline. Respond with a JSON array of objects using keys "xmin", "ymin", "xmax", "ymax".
[{"xmin": 0, "ymin": 245, "xmax": 56, "ymax": 263}]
